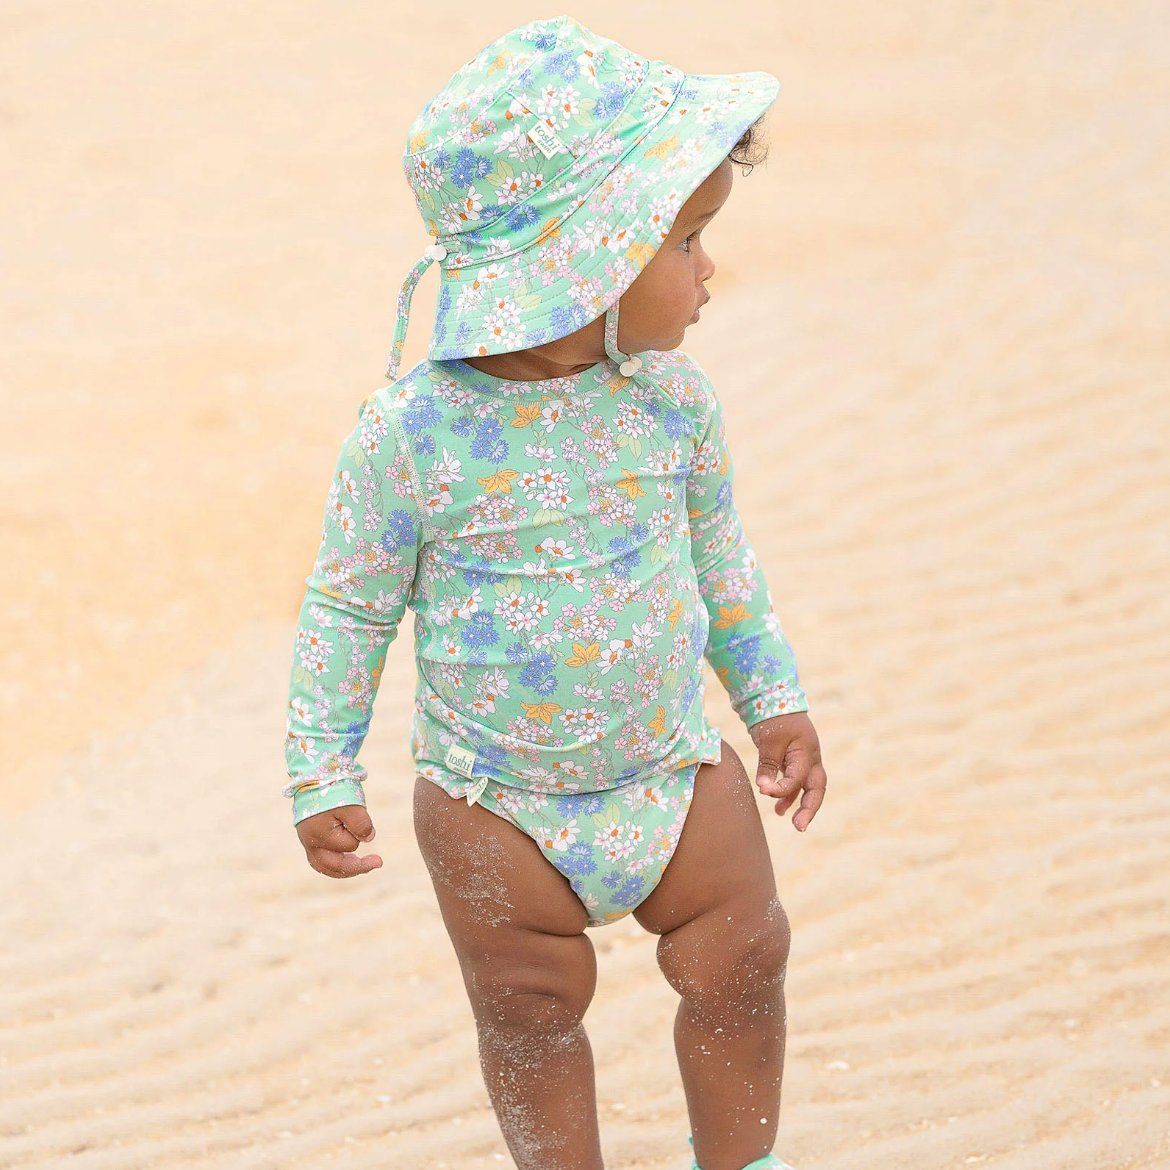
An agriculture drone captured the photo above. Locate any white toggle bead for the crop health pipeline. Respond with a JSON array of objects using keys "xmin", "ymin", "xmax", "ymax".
[
  {"xmin": 619, "ymin": 356, "xmax": 642, "ymax": 377},
  {"xmin": 424, "ymin": 243, "xmax": 448, "ymax": 262}
]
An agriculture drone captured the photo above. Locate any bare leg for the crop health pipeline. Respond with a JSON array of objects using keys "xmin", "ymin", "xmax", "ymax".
[
  {"xmin": 636, "ymin": 743, "xmax": 791, "ymax": 1170},
  {"xmin": 413, "ymin": 778, "xmax": 603, "ymax": 1170}
]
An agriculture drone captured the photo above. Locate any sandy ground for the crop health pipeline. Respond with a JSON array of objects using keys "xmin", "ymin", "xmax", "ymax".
[{"xmin": 2, "ymin": 0, "xmax": 1169, "ymax": 1166}]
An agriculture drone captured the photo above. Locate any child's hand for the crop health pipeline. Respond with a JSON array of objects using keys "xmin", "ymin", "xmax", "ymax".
[
  {"xmin": 749, "ymin": 712, "xmax": 827, "ymax": 830},
  {"xmin": 296, "ymin": 805, "xmax": 383, "ymax": 878}
]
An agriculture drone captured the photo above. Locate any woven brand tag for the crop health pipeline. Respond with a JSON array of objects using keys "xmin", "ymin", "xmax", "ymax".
[
  {"xmin": 527, "ymin": 118, "xmax": 566, "ymax": 160},
  {"xmin": 445, "ymin": 743, "xmax": 477, "ymax": 779},
  {"xmin": 463, "ymin": 776, "xmax": 490, "ymax": 806}
]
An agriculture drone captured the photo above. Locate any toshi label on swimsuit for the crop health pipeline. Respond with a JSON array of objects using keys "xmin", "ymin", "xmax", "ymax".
[
  {"xmin": 463, "ymin": 776, "xmax": 490, "ymax": 807},
  {"xmin": 445, "ymin": 743, "xmax": 478, "ymax": 778},
  {"xmin": 527, "ymin": 118, "xmax": 566, "ymax": 160}
]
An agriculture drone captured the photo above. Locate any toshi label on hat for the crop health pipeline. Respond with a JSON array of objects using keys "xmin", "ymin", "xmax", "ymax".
[
  {"xmin": 445, "ymin": 743, "xmax": 478, "ymax": 778},
  {"xmin": 527, "ymin": 118, "xmax": 567, "ymax": 160}
]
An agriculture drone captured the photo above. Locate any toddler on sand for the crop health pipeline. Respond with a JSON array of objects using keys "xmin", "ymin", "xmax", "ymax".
[{"xmin": 283, "ymin": 17, "xmax": 827, "ymax": 1170}]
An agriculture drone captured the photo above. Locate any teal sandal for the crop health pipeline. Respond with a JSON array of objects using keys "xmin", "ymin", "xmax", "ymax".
[{"xmin": 688, "ymin": 1136, "xmax": 797, "ymax": 1170}]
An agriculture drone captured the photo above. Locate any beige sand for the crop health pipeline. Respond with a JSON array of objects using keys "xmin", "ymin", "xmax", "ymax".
[{"xmin": 2, "ymin": 1, "xmax": 1168, "ymax": 1166}]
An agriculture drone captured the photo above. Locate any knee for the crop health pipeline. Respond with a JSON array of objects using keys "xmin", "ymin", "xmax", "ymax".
[
  {"xmin": 659, "ymin": 899, "xmax": 791, "ymax": 1014},
  {"xmin": 465, "ymin": 949, "xmax": 596, "ymax": 1039}
]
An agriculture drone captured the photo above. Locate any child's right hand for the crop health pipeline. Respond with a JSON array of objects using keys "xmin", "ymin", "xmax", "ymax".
[{"xmin": 296, "ymin": 805, "xmax": 383, "ymax": 878}]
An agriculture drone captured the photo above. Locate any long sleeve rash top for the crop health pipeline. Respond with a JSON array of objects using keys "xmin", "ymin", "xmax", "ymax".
[{"xmin": 283, "ymin": 349, "xmax": 807, "ymax": 824}]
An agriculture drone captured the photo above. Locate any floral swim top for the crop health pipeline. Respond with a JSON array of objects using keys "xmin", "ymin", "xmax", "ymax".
[{"xmin": 283, "ymin": 349, "xmax": 807, "ymax": 824}]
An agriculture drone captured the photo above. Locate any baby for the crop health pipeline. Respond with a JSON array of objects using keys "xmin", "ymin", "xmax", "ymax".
[{"xmin": 283, "ymin": 17, "xmax": 827, "ymax": 1170}]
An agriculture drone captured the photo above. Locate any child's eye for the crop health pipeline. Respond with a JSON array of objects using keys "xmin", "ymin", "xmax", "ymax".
[{"xmin": 678, "ymin": 230, "xmax": 700, "ymax": 253}]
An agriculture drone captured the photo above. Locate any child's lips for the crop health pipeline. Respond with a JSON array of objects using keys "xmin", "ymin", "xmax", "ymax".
[{"xmin": 691, "ymin": 297, "xmax": 710, "ymax": 324}]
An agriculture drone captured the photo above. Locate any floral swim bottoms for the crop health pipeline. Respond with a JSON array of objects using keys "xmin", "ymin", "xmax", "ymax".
[{"xmin": 448, "ymin": 763, "xmax": 700, "ymax": 928}]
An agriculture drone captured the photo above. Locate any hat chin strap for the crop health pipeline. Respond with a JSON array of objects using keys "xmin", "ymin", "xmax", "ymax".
[
  {"xmin": 385, "ymin": 241, "xmax": 448, "ymax": 382},
  {"xmin": 603, "ymin": 299, "xmax": 644, "ymax": 378}
]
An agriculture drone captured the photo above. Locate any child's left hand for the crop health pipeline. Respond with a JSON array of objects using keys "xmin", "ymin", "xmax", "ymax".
[{"xmin": 749, "ymin": 712, "xmax": 827, "ymax": 830}]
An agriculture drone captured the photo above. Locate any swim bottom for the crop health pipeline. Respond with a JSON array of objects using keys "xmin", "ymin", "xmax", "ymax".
[{"xmin": 470, "ymin": 762, "xmax": 700, "ymax": 927}]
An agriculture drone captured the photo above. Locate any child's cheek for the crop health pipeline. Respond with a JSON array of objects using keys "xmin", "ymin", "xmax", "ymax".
[{"xmin": 625, "ymin": 254, "xmax": 696, "ymax": 346}]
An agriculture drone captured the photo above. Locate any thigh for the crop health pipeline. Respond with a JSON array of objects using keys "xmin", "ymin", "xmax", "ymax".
[
  {"xmin": 634, "ymin": 741, "xmax": 779, "ymax": 936},
  {"xmin": 413, "ymin": 777, "xmax": 593, "ymax": 1008}
]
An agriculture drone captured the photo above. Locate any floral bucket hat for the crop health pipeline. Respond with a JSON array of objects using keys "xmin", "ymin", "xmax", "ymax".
[{"xmin": 385, "ymin": 14, "xmax": 778, "ymax": 381}]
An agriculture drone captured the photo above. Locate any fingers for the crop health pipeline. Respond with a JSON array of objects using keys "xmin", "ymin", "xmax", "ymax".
[
  {"xmin": 306, "ymin": 845, "xmax": 383, "ymax": 879},
  {"xmin": 297, "ymin": 806, "xmax": 382, "ymax": 879},
  {"xmin": 755, "ymin": 738, "xmax": 791, "ymax": 796},
  {"xmin": 760, "ymin": 740, "xmax": 812, "ymax": 802},
  {"xmin": 335, "ymin": 804, "xmax": 376, "ymax": 843},
  {"xmin": 784, "ymin": 763, "xmax": 828, "ymax": 831}
]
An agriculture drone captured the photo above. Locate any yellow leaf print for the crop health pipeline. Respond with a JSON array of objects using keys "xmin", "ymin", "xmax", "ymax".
[
  {"xmin": 608, "ymin": 373, "xmax": 630, "ymax": 396},
  {"xmin": 719, "ymin": 450, "xmax": 731, "ymax": 475},
  {"xmin": 713, "ymin": 603, "xmax": 749, "ymax": 629},
  {"xmin": 536, "ymin": 216, "xmax": 562, "ymax": 244},
  {"xmin": 486, "ymin": 51, "xmax": 510, "ymax": 75},
  {"xmin": 565, "ymin": 642, "xmax": 601, "ymax": 667},
  {"xmin": 667, "ymin": 597, "xmax": 685, "ymax": 631},
  {"xmin": 616, "ymin": 469, "xmax": 645, "ymax": 500},
  {"xmin": 643, "ymin": 133, "xmax": 679, "ymax": 160},
  {"xmin": 521, "ymin": 700, "xmax": 563, "ymax": 725},
  {"xmin": 477, "ymin": 468, "xmax": 519, "ymax": 494},
  {"xmin": 408, "ymin": 132, "xmax": 428, "ymax": 152},
  {"xmin": 511, "ymin": 402, "xmax": 543, "ymax": 428},
  {"xmin": 648, "ymin": 706, "xmax": 667, "ymax": 736},
  {"xmin": 624, "ymin": 241, "xmax": 657, "ymax": 270}
]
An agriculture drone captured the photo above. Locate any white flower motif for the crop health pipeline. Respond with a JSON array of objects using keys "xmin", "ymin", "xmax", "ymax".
[
  {"xmin": 539, "ymin": 401, "xmax": 566, "ymax": 432},
  {"xmin": 451, "ymin": 588, "xmax": 482, "ymax": 621},
  {"xmin": 536, "ymin": 819, "xmax": 578, "ymax": 852},
  {"xmin": 459, "ymin": 185, "xmax": 483, "ymax": 222},
  {"xmin": 288, "ymin": 696, "xmax": 313, "ymax": 725}
]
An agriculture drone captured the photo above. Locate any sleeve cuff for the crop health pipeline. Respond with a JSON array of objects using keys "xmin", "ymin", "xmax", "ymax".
[
  {"xmin": 739, "ymin": 683, "xmax": 810, "ymax": 731},
  {"xmin": 291, "ymin": 779, "xmax": 367, "ymax": 826}
]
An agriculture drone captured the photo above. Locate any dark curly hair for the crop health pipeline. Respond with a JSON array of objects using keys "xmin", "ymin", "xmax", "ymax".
[{"xmin": 727, "ymin": 116, "xmax": 769, "ymax": 175}]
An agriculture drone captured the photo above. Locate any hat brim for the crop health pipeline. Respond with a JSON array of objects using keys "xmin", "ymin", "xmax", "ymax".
[{"xmin": 427, "ymin": 68, "xmax": 778, "ymax": 362}]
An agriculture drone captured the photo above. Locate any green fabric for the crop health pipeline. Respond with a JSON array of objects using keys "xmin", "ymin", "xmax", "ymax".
[
  {"xmin": 283, "ymin": 349, "xmax": 807, "ymax": 831},
  {"xmin": 475, "ymin": 760, "xmax": 701, "ymax": 927},
  {"xmin": 393, "ymin": 15, "xmax": 779, "ymax": 363}
]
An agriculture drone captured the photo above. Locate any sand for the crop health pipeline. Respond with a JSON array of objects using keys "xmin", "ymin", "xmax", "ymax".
[{"xmin": 2, "ymin": 0, "xmax": 1168, "ymax": 1166}]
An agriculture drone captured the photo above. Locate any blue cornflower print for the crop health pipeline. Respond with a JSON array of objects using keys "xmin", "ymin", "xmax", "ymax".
[
  {"xmin": 591, "ymin": 81, "xmax": 628, "ymax": 121},
  {"xmin": 727, "ymin": 633, "xmax": 761, "ymax": 674},
  {"xmin": 470, "ymin": 417, "xmax": 507, "ymax": 463},
  {"xmin": 462, "ymin": 560, "xmax": 498, "ymax": 589},
  {"xmin": 461, "ymin": 612, "xmax": 499, "ymax": 649},
  {"xmin": 450, "ymin": 147, "xmax": 491, "ymax": 188},
  {"xmin": 543, "ymin": 49, "xmax": 579, "ymax": 80},
  {"xmin": 557, "ymin": 842, "xmax": 598, "ymax": 878},
  {"xmin": 380, "ymin": 510, "xmax": 416, "ymax": 552},
  {"xmin": 664, "ymin": 409, "xmax": 692, "ymax": 439},
  {"xmin": 607, "ymin": 535, "xmax": 641, "ymax": 577},
  {"xmin": 519, "ymin": 652, "xmax": 558, "ymax": 695},
  {"xmin": 401, "ymin": 397, "xmax": 441, "ymax": 434},
  {"xmin": 505, "ymin": 204, "xmax": 540, "ymax": 232},
  {"xmin": 342, "ymin": 718, "xmax": 370, "ymax": 760}
]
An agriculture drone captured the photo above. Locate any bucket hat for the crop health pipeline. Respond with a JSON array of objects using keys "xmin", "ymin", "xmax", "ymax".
[{"xmin": 385, "ymin": 14, "xmax": 778, "ymax": 381}]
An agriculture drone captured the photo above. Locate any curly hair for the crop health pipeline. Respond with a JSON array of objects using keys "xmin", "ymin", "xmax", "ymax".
[{"xmin": 727, "ymin": 117, "xmax": 770, "ymax": 175}]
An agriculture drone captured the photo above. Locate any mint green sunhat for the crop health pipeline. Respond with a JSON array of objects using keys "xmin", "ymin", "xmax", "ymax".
[{"xmin": 385, "ymin": 14, "xmax": 778, "ymax": 380}]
